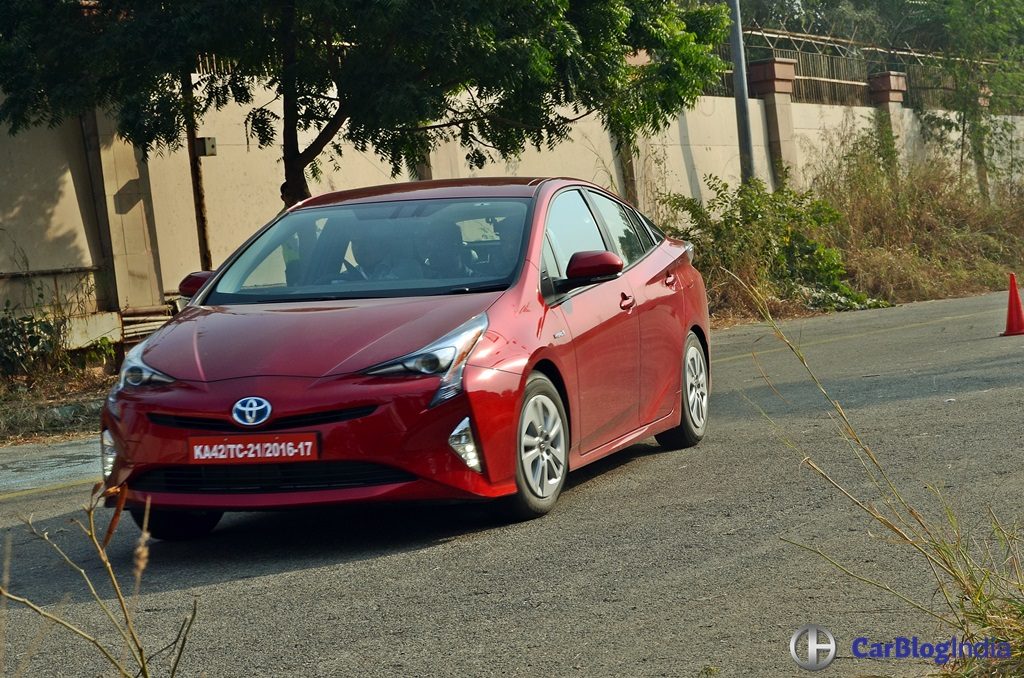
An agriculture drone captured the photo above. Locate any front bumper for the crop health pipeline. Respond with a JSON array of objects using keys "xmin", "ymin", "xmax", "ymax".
[{"xmin": 103, "ymin": 365, "xmax": 523, "ymax": 510}]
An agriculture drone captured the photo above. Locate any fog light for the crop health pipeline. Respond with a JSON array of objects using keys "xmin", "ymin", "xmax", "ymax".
[
  {"xmin": 101, "ymin": 429, "xmax": 117, "ymax": 478},
  {"xmin": 448, "ymin": 417, "xmax": 481, "ymax": 472}
]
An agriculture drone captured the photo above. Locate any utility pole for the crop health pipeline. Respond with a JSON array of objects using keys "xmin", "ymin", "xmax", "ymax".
[{"xmin": 727, "ymin": 0, "xmax": 755, "ymax": 183}]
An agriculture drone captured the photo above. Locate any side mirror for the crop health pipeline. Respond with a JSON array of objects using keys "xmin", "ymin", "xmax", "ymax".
[
  {"xmin": 559, "ymin": 251, "xmax": 623, "ymax": 292},
  {"xmin": 178, "ymin": 271, "xmax": 214, "ymax": 298}
]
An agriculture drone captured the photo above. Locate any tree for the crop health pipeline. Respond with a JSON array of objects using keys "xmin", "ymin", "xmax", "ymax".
[{"xmin": 0, "ymin": 0, "xmax": 730, "ymax": 207}]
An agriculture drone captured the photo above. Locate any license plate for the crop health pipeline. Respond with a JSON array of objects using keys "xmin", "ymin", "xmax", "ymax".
[{"xmin": 188, "ymin": 432, "xmax": 319, "ymax": 464}]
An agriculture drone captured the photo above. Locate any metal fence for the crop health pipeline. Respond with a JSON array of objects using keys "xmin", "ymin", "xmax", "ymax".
[{"xmin": 708, "ymin": 28, "xmax": 1022, "ymax": 113}]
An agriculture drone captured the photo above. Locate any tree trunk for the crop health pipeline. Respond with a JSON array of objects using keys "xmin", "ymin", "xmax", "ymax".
[
  {"xmin": 181, "ymin": 69, "xmax": 213, "ymax": 269},
  {"xmin": 279, "ymin": 1, "xmax": 311, "ymax": 208}
]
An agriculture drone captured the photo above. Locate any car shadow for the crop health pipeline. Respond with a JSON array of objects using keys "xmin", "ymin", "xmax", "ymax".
[{"xmin": 3, "ymin": 440, "xmax": 669, "ymax": 606}]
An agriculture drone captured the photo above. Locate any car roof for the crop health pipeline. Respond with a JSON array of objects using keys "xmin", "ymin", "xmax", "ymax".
[{"xmin": 292, "ymin": 177, "xmax": 585, "ymax": 210}]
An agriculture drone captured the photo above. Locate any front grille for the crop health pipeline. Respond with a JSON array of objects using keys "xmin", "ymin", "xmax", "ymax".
[
  {"xmin": 131, "ymin": 461, "xmax": 416, "ymax": 494},
  {"xmin": 147, "ymin": 405, "xmax": 376, "ymax": 432}
]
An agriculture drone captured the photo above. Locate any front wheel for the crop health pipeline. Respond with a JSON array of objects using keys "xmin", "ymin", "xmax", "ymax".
[
  {"xmin": 130, "ymin": 508, "xmax": 223, "ymax": 541},
  {"xmin": 655, "ymin": 331, "xmax": 708, "ymax": 449},
  {"xmin": 506, "ymin": 373, "xmax": 569, "ymax": 520}
]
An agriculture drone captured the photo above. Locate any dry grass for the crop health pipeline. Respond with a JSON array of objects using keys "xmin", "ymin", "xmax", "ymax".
[
  {"xmin": 810, "ymin": 121, "xmax": 1024, "ymax": 305},
  {"xmin": 739, "ymin": 274, "xmax": 1024, "ymax": 676},
  {"xmin": 0, "ymin": 370, "xmax": 114, "ymax": 444}
]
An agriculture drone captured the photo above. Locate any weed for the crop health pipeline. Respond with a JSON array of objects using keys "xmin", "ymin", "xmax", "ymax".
[
  {"xmin": 739, "ymin": 275, "xmax": 1024, "ymax": 676},
  {"xmin": 0, "ymin": 489, "xmax": 197, "ymax": 676},
  {"xmin": 810, "ymin": 113, "xmax": 1024, "ymax": 303}
]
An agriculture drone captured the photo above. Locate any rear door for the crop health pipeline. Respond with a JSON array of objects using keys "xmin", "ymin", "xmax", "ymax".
[
  {"xmin": 543, "ymin": 189, "xmax": 641, "ymax": 453},
  {"xmin": 586, "ymin": 191, "xmax": 684, "ymax": 425}
]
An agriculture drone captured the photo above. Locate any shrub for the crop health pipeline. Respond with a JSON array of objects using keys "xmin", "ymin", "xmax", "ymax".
[
  {"xmin": 0, "ymin": 299, "xmax": 71, "ymax": 378},
  {"xmin": 659, "ymin": 175, "xmax": 885, "ymax": 314}
]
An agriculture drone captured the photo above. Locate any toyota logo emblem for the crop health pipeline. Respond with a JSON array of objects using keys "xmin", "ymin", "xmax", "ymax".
[
  {"xmin": 231, "ymin": 397, "xmax": 272, "ymax": 426},
  {"xmin": 790, "ymin": 625, "xmax": 837, "ymax": 671}
]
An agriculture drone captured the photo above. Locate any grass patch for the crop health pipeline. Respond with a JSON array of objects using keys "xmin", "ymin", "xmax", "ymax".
[{"xmin": 0, "ymin": 371, "xmax": 114, "ymax": 444}]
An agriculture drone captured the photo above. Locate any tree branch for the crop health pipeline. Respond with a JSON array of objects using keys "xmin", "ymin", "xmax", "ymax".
[
  {"xmin": 297, "ymin": 104, "xmax": 349, "ymax": 166},
  {"xmin": 0, "ymin": 587, "xmax": 131, "ymax": 677}
]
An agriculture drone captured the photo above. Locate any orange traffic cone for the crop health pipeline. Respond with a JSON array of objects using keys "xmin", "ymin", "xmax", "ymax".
[{"xmin": 1002, "ymin": 273, "xmax": 1024, "ymax": 336}]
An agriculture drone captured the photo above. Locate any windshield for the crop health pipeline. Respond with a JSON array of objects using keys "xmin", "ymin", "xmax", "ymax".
[{"xmin": 205, "ymin": 198, "xmax": 531, "ymax": 304}]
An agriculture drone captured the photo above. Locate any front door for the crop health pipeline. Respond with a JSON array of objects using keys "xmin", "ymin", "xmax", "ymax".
[{"xmin": 543, "ymin": 189, "xmax": 641, "ymax": 453}]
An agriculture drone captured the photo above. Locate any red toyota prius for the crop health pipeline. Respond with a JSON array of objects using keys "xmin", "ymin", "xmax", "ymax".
[{"xmin": 101, "ymin": 177, "xmax": 710, "ymax": 539}]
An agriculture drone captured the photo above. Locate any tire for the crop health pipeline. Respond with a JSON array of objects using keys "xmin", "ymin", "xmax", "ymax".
[
  {"xmin": 506, "ymin": 373, "xmax": 570, "ymax": 520},
  {"xmin": 130, "ymin": 507, "xmax": 223, "ymax": 541},
  {"xmin": 655, "ymin": 331, "xmax": 708, "ymax": 450}
]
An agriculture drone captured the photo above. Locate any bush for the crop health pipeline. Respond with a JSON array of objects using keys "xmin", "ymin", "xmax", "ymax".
[
  {"xmin": 810, "ymin": 114, "xmax": 1024, "ymax": 303},
  {"xmin": 659, "ymin": 175, "xmax": 885, "ymax": 314},
  {"xmin": 0, "ymin": 299, "xmax": 71, "ymax": 378}
]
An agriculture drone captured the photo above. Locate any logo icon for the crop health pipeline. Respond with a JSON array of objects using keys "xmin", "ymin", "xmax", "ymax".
[
  {"xmin": 232, "ymin": 397, "xmax": 272, "ymax": 426},
  {"xmin": 790, "ymin": 625, "xmax": 837, "ymax": 671}
]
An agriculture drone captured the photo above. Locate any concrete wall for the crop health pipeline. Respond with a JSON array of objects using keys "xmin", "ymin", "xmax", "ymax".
[
  {"xmin": 434, "ymin": 115, "xmax": 620, "ymax": 186},
  {"xmin": 0, "ymin": 117, "xmax": 102, "ymax": 311},
  {"xmin": 636, "ymin": 96, "xmax": 774, "ymax": 211},
  {"xmin": 791, "ymin": 103, "xmax": 875, "ymax": 183}
]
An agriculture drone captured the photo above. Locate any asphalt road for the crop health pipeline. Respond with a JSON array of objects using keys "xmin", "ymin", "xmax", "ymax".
[{"xmin": 2, "ymin": 291, "xmax": 1022, "ymax": 677}]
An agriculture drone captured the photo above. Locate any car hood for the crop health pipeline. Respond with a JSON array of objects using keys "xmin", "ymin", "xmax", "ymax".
[{"xmin": 142, "ymin": 293, "xmax": 502, "ymax": 381}]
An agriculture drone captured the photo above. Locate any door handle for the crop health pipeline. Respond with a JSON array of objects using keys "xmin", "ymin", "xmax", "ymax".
[{"xmin": 619, "ymin": 292, "xmax": 636, "ymax": 310}]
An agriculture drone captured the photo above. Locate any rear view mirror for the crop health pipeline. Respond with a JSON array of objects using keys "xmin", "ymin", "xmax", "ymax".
[
  {"xmin": 178, "ymin": 271, "xmax": 214, "ymax": 298},
  {"xmin": 559, "ymin": 251, "xmax": 623, "ymax": 292}
]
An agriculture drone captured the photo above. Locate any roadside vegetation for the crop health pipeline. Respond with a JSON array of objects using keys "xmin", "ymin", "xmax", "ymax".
[
  {"xmin": 811, "ymin": 119, "xmax": 1024, "ymax": 305},
  {"xmin": 656, "ymin": 113, "xmax": 1024, "ymax": 319},
  {"xmin": 0, "ymin": 265, "xmax": 116, "ymax": 444},
  {"xmin": 659, "ymin": 172, "xmax": 889, "ymax": 316}
]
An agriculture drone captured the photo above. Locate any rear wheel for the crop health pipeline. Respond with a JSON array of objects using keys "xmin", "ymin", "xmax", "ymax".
[
  {"xmin": 130, "ymin": 508, "xmax": 223, "ymax": 541},
  {"xmin": 506, "ymin": 373, "xmax": 569, "ymax": 520},
  {"xmin": 655, "ymin": 331, "xmax": 708, "ymax": 449}
]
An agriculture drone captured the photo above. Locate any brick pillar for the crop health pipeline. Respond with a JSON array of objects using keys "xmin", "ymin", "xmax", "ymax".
[
  {"xmin": 868, "ymin": 71, "xmax": 908, "ymax": 145},
  {"xmin": 868, "ymin": 71, "xmax": 909, "ymax": 170},
  {"xmin": 748, "ymin": 58, "xmax": 797, "ymax": 187}
]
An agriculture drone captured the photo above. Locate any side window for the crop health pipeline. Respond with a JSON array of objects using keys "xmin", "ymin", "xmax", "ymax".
[
  {"xmin": 627, "ymin": 209, "xmax": 655, "ymax": 250},
  {"xmin": 545, "ymin": 190, "xmax": 607, "ymax": 275},
  {"xmin": 588, "ymin": 192, "xmax": 646, "ymax": 266},
  {"xmin": 639, "ymin": 213, "xmax": 666, "ymax": 244}
]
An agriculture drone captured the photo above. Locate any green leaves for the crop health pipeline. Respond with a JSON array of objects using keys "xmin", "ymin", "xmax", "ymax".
[
  {"xmin": 0, "ymin": 0, "xmax": 729, "ymax": 198},
  {"xmin": 661, "ymin": 175, "xmax": 883, "ymax": 313}
]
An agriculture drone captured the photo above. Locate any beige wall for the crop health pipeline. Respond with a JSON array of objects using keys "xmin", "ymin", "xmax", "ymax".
[
  {"xmin": 0, "ymin": 116, "xmax": 103, "ymax": 311},
  {"xmin": 433, "ymin": 115, "xmax": 621, "ymax": 189},
  {"xmin": 635, "ymin": 96, "xmax": 774, "ymax": 212},
  {"xmin": 791, "ymin": 103, "xmax": 875, "ymax": 183}
]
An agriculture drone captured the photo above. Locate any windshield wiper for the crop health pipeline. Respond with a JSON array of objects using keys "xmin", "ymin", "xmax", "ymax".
[
  {"xmin": 276, "ymin": 295, "xmax": 355, "ymax": 302},
  {"xmin": 446, "ymin": 283, "xmax": 508, "ymax": 294}
]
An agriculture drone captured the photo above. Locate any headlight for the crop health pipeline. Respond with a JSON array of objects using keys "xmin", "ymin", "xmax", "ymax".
[
  {"xmin": 366, "ymin": 314, "xmax": 488, "ymax": 407},
  {"xmin": 117, "ymin": 341, "xmax": 174, "ymax": 389}
]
